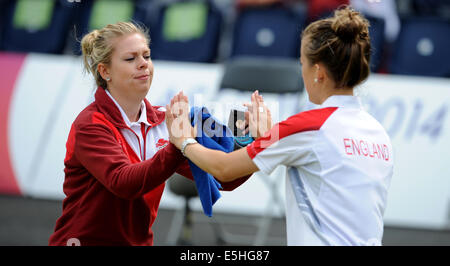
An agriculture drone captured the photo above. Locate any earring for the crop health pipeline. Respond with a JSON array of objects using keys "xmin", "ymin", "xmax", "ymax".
[
  {"xmin": 314, "ymin": 78, "xmax": 318, "ymax": 83},
  {"xmin": 106, "ymin": 77, "xmax": 111, "ymax": 81}
]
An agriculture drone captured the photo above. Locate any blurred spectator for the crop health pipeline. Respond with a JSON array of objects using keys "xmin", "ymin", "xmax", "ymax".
[
  {"xmin": 235, "ymin": 0, "xmax": 303, "ymax": 10},
  {"xmin": 234, "ymin": 0, "xmax": 346, "ymax": 22},
  {"xmin": 306, "ymin": 0, "xmax": 349, "ymax": 22},
  {"xmin": 237, "ymin": 0, "xmax": 282, "ymax": 7},
  {"xmin": 236, "ymin": 0, "xmax": 349, "ymax": 22},
  {"xmin": 351, "ymin": 0, "xmax": 400, "ymax": 43}
]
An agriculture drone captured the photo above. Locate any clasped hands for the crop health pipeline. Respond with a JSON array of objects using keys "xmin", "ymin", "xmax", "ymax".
[{"xmin": 165, "ymin": 91, "xmax": 273, "ymax": 150}]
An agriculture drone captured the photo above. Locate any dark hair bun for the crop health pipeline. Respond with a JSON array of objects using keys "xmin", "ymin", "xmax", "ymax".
[
  {"xmin": 331, "ymin": 7, "xmax": 370, "ymax": 43},
  {"xmin": 301, "ymin": 5, "xmax": 372, "ymax": 88}
]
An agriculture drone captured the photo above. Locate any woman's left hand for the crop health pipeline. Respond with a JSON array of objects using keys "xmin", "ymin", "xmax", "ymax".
[
  {"xmin": 244, "ymin": 90, "xmax": 273, "ymax": 139},
  {"xmin": 165, "ymin": 91, "xmax": 196, "ymax": 150}
]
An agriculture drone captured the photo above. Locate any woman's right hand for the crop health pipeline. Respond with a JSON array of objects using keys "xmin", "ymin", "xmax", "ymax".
[
  {"xmin": 244, "ymin": 90, "xmax": 273, "ymax": 139},
  {"xmin": 165, "ymin": 91, "xmax": 195, "ymax": 150}
]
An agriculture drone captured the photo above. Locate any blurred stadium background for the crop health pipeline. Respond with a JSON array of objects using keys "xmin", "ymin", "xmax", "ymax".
[{"xmin": 1, "ymin": 0, "xmax": 450, "ymax": 246}]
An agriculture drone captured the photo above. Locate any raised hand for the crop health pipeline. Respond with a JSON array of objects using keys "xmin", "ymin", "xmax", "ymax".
[
  {"xmin": 165, "ymin": 91, "xmax": 195, "ymax": 149},
  {"xmin": 243, "ymin": 90, "xmax": 273, "ymax": 139}
]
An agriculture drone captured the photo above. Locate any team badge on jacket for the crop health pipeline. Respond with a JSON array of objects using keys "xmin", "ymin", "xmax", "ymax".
[{"xmin": 155, "ymin": 138, "xmax": 169, "ymax": 150}]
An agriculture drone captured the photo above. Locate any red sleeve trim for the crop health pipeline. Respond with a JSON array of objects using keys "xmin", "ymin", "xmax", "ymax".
[{"xmin": 247, "ymin": 107, "xmax": 338, "ymax": 159}]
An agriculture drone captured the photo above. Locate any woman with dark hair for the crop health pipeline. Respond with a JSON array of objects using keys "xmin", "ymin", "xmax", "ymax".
[{"xmin": 166, "ymin": 7, "xmax": 394, "ymax": 246}]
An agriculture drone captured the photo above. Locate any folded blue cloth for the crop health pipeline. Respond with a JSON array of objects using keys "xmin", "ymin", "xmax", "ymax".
[{"xmin": 189, "ymin": 106, "xmax": 234, "ymax": 217}]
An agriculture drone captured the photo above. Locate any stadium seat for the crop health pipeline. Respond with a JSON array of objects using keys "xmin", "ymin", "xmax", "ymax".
[
  {"xmin": 230, "ymin": 6, "xmax": 306, "ymax": 59},
  {"xmin": 389, "ymin": 17, "xmax": 450, "ymax": 77},
  {"xmin": 0, "ymin": 0, "xmax": 76, "ymax": 54},
  {"xmin": 0, "ymin": 0, "xmax": 11, "ymax": 46},
  {"xmin": 165, "ymin": 173, "xmax": 198, "ymax": 245},
  {"xmin": 220, "ymin": 56, "xmax": 303, "ymax": 93},
  {"xmin": 412, "ymin": 0, "xmax": 450, "ymax": 17},
  {"xmin": 70, "ymin": 0, "xmax": 149, "ymax": 55},
  {"xmin": 150, "ymin": 0, "xmax": 223, "ymax": 63}
]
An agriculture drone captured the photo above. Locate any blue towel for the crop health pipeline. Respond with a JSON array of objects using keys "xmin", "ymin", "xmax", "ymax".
[{"xmin": 189, "ymin": 106, "xmax": 234, "ymax": 217}]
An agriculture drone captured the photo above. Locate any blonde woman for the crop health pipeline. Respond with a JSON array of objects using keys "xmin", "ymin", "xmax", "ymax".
[{"xmin": 49, "ymin": 22, "xmax": 248, "ymax": 246}]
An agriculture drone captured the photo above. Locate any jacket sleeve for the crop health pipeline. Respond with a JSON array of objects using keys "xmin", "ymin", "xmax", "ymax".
[
  {"xmin": 74, "ymin": 123, "xmax": 185, "ymax": 199},
  {"xmin": 175, "ymin": 160, "xmax": 194, "ymax": 181},
  {"xmin": 217, "ymin": 174, "xmax": 251, "ymax": 191},
  {"xmin": 175, "ymin": 157, "xmax": 251, "ymax": 191}
]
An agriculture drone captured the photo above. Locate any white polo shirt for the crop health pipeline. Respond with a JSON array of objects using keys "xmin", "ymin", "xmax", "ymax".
[
  {"xmin": 247, "ymin": 95, "xmax": 394, "ymax": 246},
  {"xmin": 105, "ymin": 90, "xmax": 170, "ymax": 161}
]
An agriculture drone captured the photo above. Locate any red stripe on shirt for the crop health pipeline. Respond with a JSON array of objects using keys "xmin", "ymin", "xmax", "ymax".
[{"xmin": 247, "ymin": 107, "xmax": 338, "ymax": 159}]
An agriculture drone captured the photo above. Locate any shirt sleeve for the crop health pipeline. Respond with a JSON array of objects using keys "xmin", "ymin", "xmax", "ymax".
[
  {"xmin": 74, "ymin": 123, "xmax": 185, "ymax": 199},
  {"xmin": 246, "ymin": 107, "xmax": 337, "ymax": 175},
  {"xmin": 246, "ymin": 123, "xmax": 317, "ymax": 175}
]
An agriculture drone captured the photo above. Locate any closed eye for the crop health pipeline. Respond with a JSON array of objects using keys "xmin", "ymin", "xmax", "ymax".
[{"xmin": 125, "ymin": 55, "xmax": 150, "ymax": 61}]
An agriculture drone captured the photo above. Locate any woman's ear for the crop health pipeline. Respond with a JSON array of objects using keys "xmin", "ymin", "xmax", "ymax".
[
  {"xmin": 97, "ymin": 63, "xmax": 110, "ymax": 81},
  {"xmin": 315, "ymin": 63, "xmax": 326, "ymax": 83}
]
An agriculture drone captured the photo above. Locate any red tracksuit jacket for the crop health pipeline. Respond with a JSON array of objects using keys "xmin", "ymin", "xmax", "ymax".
[{"xmin": 49, "ymin": 87, "xmax": 248, "ymax": 246}]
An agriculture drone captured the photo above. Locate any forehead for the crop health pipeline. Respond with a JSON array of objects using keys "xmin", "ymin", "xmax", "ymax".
[{"xmin": 113, "ymin": 33, "xmax": 149, "ymax": 54}]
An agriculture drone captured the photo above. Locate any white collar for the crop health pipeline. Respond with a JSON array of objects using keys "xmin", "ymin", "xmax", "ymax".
[
  {"xmin": 320, "ymin": 95, "xmax": 363, "ymax": 109},
  {"xmin": 105, "ymin": 89, "xmax": 151, "ymax": 127}
]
